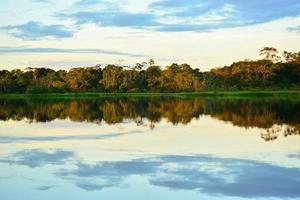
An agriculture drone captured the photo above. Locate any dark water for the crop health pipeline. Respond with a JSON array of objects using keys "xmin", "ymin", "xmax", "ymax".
[{"xmin": 0, "ymin": 97, "xmax": 299, "ymax": 199}]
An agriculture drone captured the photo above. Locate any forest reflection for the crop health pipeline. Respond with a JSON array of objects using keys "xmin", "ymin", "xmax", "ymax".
[{"xmin": 0, "ymin": 97, "xmax": 299, "ymax": 141}]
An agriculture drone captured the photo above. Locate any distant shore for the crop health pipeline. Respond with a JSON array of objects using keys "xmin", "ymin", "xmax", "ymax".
[{"xmin": 1, "ymin": 91, "xmax": 300, "ymax": 99}]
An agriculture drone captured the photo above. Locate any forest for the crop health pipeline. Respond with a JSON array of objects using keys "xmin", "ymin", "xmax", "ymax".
[{"xmin": 0, "ymin": 47, "xmax": 299, "ymax": 93}]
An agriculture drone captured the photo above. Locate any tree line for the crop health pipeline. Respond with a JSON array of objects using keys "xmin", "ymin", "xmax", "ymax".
[
  {"xmin": 0, "ymin": 97, "xmax": 299, "ymax": 141},
  {"xmin": 0, "ymin": 47, "xmax": 299, "ymax": 93}
]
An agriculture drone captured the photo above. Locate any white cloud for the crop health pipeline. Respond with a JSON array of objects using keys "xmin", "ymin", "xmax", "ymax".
[{"xmin": 0, "ymin": 0, "xmax": 299, "ymax": 70}]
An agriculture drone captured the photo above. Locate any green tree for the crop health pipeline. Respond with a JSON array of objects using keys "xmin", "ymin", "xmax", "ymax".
[
  {"xmin": 260, "ymin": 47, "xmax": 280, "ymax": 62},
  {"xmin": 101, "ymin": 65, "xmax": 123, "ymax": 92}
]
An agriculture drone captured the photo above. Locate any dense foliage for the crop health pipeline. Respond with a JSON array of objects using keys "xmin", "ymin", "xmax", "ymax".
[{"xmin": 0, "ymin": 48, "xmax": 299, "ymax": 93}]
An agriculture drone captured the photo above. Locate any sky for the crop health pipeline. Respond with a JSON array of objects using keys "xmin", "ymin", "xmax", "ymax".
[{"xmin": 0, "ymin": 0, "xmax": 299, "ymax": 71}]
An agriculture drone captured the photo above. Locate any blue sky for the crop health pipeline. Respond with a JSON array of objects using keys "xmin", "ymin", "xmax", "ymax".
[{"xmin": 0, "ymin": 0, "xmax": 299, "ymax": 70}]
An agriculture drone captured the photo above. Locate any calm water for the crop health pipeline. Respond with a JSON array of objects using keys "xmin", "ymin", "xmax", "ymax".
[{"xmin": 0, "ymin": 97, "xmax": 300, "ymax": 200}]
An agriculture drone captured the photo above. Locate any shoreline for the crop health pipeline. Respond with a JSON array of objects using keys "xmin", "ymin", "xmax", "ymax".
[{"xmin": 1, "ymin": 91, "xmax": 300, "ymax": 99}]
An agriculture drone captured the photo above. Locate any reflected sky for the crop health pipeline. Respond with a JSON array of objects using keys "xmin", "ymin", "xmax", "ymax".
[
  {"xmin": 0, "ymin": 97, "xmax": 300, "ymax": 199},
  {"xmin": 288, "ymin": 152, "xmax": 300, "ymax": 159},
  {"xmin": 57, "ymin": 154, "xmax": 300, "ymax": 198},
  {"xmin": 0, "ymin": 149, "xmax": 74, "ymax": 168},
  {"xmin": 1, "ymin": 149, "xmax": 300, "ymax": 199},
  {"xmin": 0, "ymin": 130, "xmax": 145, "ymax": 143}
]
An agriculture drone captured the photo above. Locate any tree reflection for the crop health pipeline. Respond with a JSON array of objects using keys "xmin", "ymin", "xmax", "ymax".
[{"xmin": 0, "ymin": 97, "xmax": 299, "ymax": 140}]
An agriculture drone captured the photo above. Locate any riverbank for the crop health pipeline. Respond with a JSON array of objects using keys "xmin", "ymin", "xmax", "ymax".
[{"xmin": 0, "ymin": 91, "xmax": 300, "ymax": 99}]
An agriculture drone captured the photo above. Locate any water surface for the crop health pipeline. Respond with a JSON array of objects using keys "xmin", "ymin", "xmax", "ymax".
[{"xmin": 0, "ymin": 97, "xmax": 300, "ymax": 200}]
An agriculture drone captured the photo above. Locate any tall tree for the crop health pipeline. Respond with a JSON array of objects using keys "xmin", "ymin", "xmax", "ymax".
[{"xmin": 260, "ymin": 47, "xmax": 280, "ymax": 62}]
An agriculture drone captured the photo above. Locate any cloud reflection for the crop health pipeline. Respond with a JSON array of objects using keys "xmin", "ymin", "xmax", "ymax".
[
  {"xmin": 287, "ymin": 152, "xmax": 300, "ymax": 159},
  {"xmin": 0, "ymin": 130, "xmax": 144, "ymax": 143},
  {"xmin": 0, "ymin": 149, "xmax": 74, "ymax": 168},
  {"xmin": 1, "ymin": 148, "xmax": 300, "ymax": 198},
  {"xmin": 75, "ymin": 182, "xmax": 116, "ymax": 191},
  {"xmin": 34, "ymin": 185, "xmax": 54, "ymax": 191},
  {"xmin": 58, "ymin": 155, "xmax": 300, "ymax": 198}
]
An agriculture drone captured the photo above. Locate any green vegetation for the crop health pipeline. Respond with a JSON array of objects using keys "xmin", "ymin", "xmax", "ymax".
[
  {"xmin": 0, "ymin": 97, "xmax": 299, "ymax": 141},
  {"xmin": 1, "ymin": 91, "xmax": 300, "ymax": 99},
  {"xmin": 0, "ymin": 47, "xmax": 299, "ymax": 93}
]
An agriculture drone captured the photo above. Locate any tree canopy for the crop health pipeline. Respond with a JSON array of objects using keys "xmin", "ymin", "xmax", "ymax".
[{"xmin": 0, "ymin": 48, "xmax": 299, "ymax": 93}]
